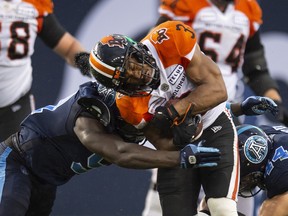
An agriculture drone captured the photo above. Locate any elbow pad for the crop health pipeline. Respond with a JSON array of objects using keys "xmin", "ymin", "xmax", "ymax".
[
  {"xmin": 242, "ymin": 48, "xmax": 279, "ymax": 95},
  {"xmin": 242, "ymin": 47, "xmax": 268, "ymax": 74}
]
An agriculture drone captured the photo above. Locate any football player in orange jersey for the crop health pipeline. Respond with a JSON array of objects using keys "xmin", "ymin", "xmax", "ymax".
[
  {"xmin": 156, "ymin": 0, "xmax": 286, "ymax": 116},
  {"xmin": 144, "ymin": 0, "xmax": 288, "ymax": 215},
  {"xmin": 0, "ymin": 0, "xmax": 90, "ymax": 141},
  {"xmin": 89, "ymin": 21, "xmax": 240, "ymax": 216}
]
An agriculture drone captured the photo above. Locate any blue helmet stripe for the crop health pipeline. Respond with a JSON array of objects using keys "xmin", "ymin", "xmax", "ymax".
[{"xmin": 237, "ymin": 125, "xmax": 262, "ymax": 135}]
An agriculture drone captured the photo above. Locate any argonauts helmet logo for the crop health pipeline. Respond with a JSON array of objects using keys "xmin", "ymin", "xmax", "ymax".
[{"xmin": 244, "ymin": 135, "xmax": 269, "ymax": 164}]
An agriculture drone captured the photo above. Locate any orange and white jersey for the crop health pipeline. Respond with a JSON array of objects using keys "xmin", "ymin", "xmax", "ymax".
[
  {"xmin": 0, "ymin": 0, "xmax": 53, "ymax": 107},
  {"xmin": 117, "ymin": 21, "xmax": 225, "ymax": 130},
  {"xmin": 158, "ymin": 0, "xmax": 262, "ymax": 101}
]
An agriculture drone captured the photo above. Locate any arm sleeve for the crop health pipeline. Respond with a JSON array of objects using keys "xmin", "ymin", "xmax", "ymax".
[
  {"xmin": 38, "ymin": 14, "xmax": 67, "ymax": 49},
  {"xmin": 242, "ymin": 31, "xmax": 279, "ymax": 96}
]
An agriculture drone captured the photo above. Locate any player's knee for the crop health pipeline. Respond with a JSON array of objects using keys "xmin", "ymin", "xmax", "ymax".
[{"xmin": 207, "ymin": 197, "xmax": 238, "ymax": 216}]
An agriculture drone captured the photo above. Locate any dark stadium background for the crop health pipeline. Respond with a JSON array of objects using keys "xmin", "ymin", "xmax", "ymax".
[{"xmin": 30, "ymin": 1, "xmax": 288, "ymax": 215}]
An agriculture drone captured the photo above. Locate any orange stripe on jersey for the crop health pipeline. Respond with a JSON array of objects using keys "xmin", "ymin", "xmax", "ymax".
[
  {"xmin": 116, "ymin": 94, "xmax": 152, "ymax": 127},
  {"xmin": 142, "ymin": 21, "xmax": 197, "ymax": 68},
  {"xmin": 231, "ymin": 129, "xmax": 240, "ymax": 200},
  {"xmin": 232, "ymin": 157, "xmax": 240, "ymax": 200},
  {"xmin": 235, "ymin": 0, "xmax": 262, "ymax": 37},
  {"xmin": 23, "ymin": 0, "xmax": 54, "ymax": 15}
]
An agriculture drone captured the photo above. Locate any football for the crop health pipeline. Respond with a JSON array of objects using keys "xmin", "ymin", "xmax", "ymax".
[{"xmin": 191, "ymin": 114, "xmax": 203, "ymax": 142}]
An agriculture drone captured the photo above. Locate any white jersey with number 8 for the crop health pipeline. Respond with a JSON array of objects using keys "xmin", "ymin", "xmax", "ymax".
[{"xmin": 0, "ymin": 0, "xmax": 53, "ymax": 107}]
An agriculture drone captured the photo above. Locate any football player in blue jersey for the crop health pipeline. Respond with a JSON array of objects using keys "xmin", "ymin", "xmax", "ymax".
[
  {"xmin": 0, "ymin": 81, "xmax": 221, "ymax": 216},
  {"xmin": 197, "ymin": 98, "xmax": 287, "ymax": 216},
  {"xmin": 237, "ymin": 124, "xmax": 288, "ymax": 216},
  {"xmin": 0, "ymin": 77, "xmax": 278, "ymax": 215}
]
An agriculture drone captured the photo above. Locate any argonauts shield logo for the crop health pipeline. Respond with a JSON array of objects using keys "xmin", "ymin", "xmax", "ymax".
[{"xmin": 244, "ymin": 135, "xmax": 269, "ymax": 164}]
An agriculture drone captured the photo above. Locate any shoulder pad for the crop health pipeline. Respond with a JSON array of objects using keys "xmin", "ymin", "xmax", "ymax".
[
  {"xmin": 79, "ymin": 81, "xmax": 116, "ymax": 107},
  {"xmin": 78, "ymin": 97, "xmax": 112, "ymax": 127},
  {"xmin": 236, "ymin": 0, "xmax": 262, "ymax": 24}
]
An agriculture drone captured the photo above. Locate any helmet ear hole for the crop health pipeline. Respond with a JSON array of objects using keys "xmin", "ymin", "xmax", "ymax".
[{"xmin": 237, "ymin": 124, "xmax": 271, "ymax": 197}]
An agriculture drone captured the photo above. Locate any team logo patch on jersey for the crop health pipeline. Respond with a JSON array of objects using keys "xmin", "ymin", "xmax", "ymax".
[
  {"xmin": 160, "ymin": 83, "xmax": 169, "ymax": 92},
  {"xmin": 244, "ymin": 135, "xmax": 269, "ymax": 164},
  {"xmin": 150, "ymin": 28, "xmax": 169, "ymax": 44}
]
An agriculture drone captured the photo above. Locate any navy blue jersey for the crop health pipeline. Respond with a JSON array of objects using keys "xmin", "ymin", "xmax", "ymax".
[
  {"xmin": 18, "ymin": 81, "xmax": 116, "ymax": 185},
  {"xmin": 261, "ymin": 125, "xmax": 288, "ymax": 198}
]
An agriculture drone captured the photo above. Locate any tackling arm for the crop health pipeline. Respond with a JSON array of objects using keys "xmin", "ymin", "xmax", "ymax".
[
  {"xmin": 74, "ymin": 116, "xmax": 180, "ymax": 169},
  {"xmin": 143, "ymin": 119, "xmax": 220, "ymax": 168}
]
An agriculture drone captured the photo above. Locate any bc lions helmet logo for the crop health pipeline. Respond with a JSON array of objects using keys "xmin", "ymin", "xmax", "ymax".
[{"xmin": 100, "ymin": 34, "xmax": 128, "ymax": 49}]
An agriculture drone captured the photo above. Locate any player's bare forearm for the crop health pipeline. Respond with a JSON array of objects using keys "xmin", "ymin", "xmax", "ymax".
[
  {"xmin": 174, "ymin": 47, "xmax": 227, "ymax": 116},
  {"xmin": 53, "ymin": 32, "xmax": 86, "ymax": 67},
  {"xmin": 75, "ymin": 117, "xmax": 180, "ymax": 169},
  {"xmin": 105, "ymin": 142, "xmax": 180, "ymax": 169},
  {"xmin": 263, "ymin": 89, "xmax": 282, "ymax": 102},
  {"xmin": 230, "ymin": 103, "xmax": 243, "ymax": 117},
  {"xmin": 259, "ymin": 193, "xmax": 288, "ymax": 216},
  {"xmin": 143, "ymin": 122, "xmax": 175, "ymax": 151}
]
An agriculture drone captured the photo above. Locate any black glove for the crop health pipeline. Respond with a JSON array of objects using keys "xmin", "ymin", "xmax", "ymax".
[
  {"xmin": 180, "ymin": 144, "xmax": 221, "ymax": 168},
  {"xmin": 172, "ymin": 103, "xmax": 202, "ymax": 148},
  {"xmin": 241, "ymin": 96, "xmax": 279, "ymax": 116},
  {"xmin": 151, "ymin": 104, "xmax": 180, "ymax": 134},
  {"xmin": 274, "ymin": 101, "xmax": 288, "ymax": 126},
  {"xmin": 75, "ymin": 52, "xmax": 92, "ymax": 77}
]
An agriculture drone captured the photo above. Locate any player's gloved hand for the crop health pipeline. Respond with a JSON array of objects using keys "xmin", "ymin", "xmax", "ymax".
[
  {"xmin": 274, "ymin": 101, "xmax": 288, "ymax": 126},
  {"xmin": 75, "ymin": 52, "xmax": 92, "ymax": 77},
  {"xmin": 180, "ymin": 144, "xmax": 221, "ymax": 169},
  {"xmin": 152, "ymin": 104, "xmax": 180, "ymax": 133},
  {"xmin": 241, "ymin": 96, "xmax": 278, "ymax": 116},
  {"xmin": 172, "ymin": 103, "xmax": 203, "ymax": 148}
]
